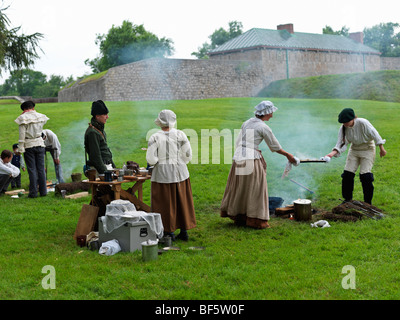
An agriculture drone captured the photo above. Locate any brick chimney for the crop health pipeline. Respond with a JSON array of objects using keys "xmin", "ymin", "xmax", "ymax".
[
  {"xmin": 277, "ymin": 23, "xmax": 294, "ymax": 34},
  {"xmin": 349, "ymin": 32, "xmax": 364, "ymax": 44}
]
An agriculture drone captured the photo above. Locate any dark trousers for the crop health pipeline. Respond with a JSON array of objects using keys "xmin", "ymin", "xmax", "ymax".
[
  {"xmin": 0, "ymin": 174, "xmax": 12, "ymax": 193},
  {"xmin": 11, "ymin": 173, "xmax": 22, "ymax": 188},
  {"xmin": 24, "ymin": 146, "xmax": 47, "ymax": 198},
  {"xmin": 47, "ymin": 150, "xmax": 64, "ymax": 183}
]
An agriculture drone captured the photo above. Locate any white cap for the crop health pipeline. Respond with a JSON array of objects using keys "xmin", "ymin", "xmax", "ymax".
[
  {"xmin": 154, "ymin": 109, "xmax": 177, "ymax": 128},
  {"xmin": 254, "ymin": 101, "xmax": 278, "ymax": 116}
]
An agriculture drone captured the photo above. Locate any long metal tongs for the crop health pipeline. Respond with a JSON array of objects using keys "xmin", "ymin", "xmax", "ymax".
[
  {"xmin": 352, "ymin": 200, "xmax": 386, "ymax": 219},
  {"xmin": 341, "ymin": 200, "xmax": 386, "ymax": 220}
]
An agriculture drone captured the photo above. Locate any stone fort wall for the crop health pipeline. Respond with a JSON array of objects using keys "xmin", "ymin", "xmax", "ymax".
[{"xmin": 58, "ymin": 51, "xmax": 400, "ymax": 102}]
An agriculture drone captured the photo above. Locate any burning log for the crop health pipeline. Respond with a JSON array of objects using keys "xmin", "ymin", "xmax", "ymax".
[{"xmin": 275, "ymin": 205, "xmax": 295, "ymax": 216}]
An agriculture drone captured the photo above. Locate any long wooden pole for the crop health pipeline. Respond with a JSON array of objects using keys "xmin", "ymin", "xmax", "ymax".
[{"xmin": 289, "ymin": 178, "xmax": 314, "ymax": 194}]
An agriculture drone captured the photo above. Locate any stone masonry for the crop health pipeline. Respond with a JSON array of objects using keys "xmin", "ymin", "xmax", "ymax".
[{"xmin": 58, "ymin": 52, "xmax": 400, "ymax": 103}]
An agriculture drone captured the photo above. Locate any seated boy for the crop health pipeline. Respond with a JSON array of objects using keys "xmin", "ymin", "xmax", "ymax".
[{"xmin": 0, "ymin": 149, "xmax": 21, "ymax": 194}]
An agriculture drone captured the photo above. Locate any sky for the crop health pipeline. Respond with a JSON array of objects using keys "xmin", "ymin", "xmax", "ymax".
[{"xmin": 2, "ymin": 0, "xmax": 400, "ymax": 83}]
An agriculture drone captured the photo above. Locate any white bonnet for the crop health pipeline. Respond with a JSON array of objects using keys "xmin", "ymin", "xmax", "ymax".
[
  {"xmin": 254, "ymin": 101, "xmax": 278, "ymax": 116},
  {"xmin": 155, "ymin": 109, "xmax": 177, "ymax": 128}
]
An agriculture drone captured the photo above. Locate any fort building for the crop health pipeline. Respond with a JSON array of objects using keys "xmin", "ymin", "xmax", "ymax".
[{"xmin": 58, "ymin": 24, "xmax": 400, "ymax": 102}]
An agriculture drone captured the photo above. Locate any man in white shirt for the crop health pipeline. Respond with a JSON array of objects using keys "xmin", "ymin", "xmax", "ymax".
[
  {"xmin": 0, "ymin": 150, "xmax": 20, "ymax": 194},
  {"xmin": 42, "ymin": 129, "xmax": 64, "ymax": 183},
  {"xmin": 323, "ymin": 108, "xmax": 387, "ymax": 204},
  {"xmin": 14, "ymin": 100, "xmax": 49, "ymax": 198}
]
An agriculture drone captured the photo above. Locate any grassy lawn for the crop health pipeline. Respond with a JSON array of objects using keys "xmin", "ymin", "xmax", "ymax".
[{"xmin": 0, "ymin": 97, "xmax": 399, "ymax": 300}]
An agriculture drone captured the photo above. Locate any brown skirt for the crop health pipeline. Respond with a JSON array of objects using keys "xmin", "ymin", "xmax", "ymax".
[
  {"xmin": 151, "ymin": 178, "xmax": 196, "ymax": 233},
  {"xmin": 220, "ymin": 158, "xmax": 270, "ymax": 229}
]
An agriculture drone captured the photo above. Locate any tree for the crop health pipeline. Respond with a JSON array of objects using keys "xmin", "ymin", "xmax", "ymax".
[
  {"xmin": 0, "ymin": 69, "xmax": 73, "ymax": 98},
  {"xmin": 322, "ymin": 25, "xmax": 349, "ymax": 37},
  {"xmin": 192, "ymin": 21, "xmax": 243, "ymax": 59},
  {"xmin": 0, "ymin": 5, "xmax": 43, "ymax": 74},
  {"xmin": 85, "ymin": 20, "xmax": 174, "ymax": 73},
  {"xmin": 363, "ymin": 22, "xmax": 400, "ymax": 57}
]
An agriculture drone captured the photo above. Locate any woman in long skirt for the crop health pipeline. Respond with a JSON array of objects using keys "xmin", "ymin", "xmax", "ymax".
[
  {"xmin": 221, "ymin": 101, "xmax": 296, "ymax": 229},
  {"xmin": 146, "ymin": 110, "xmax": 196, "ymax": 241}
]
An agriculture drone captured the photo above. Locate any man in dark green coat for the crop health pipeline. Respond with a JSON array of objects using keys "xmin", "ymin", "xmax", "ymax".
[{"xmin": 84, "ymin": 100, "xmax": 115, "ymax": 174}]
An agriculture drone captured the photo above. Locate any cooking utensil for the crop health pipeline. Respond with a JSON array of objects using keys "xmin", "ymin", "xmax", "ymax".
[
  {"xmin": 289, "ymin": 179, "xmax": 314, "ymax": 194},
  {"xmin": 293, "ymin": 199, "xmax": 312, "ymax": 221},
  {"xmin": 300, "ymin": 159, "xmax": 326, "ymax": 163}
]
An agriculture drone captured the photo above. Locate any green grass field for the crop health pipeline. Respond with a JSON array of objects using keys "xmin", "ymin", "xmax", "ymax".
[{"xmin": 0, "ymin": 97, "xmax": 399, "ymax": 300}]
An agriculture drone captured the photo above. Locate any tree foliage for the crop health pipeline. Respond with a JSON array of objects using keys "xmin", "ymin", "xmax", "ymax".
[
  {"xmin": 322, "ymin": 25, "xmax": 349, "ymax": 36},
  {"xmin": 85, "ymin": 20, "xmax": 174, "ymax": 73},
  {"xmin": 363, "ymin": 22, "xmax": 400, "ymax": 57},
  {"xmin": 0, "ymin": 69, "xmax": 73, "ymax": 98},
  {"xmin": 191, "ymin": 21, "xmax": 243, "ymax": 59},
  {"xmin": 324, "ymin": 23, "xmax": 400, "ymax": 57},
  {"xmin": 0, "ymin": 5, "xmax": 43, "ymax": 74}
]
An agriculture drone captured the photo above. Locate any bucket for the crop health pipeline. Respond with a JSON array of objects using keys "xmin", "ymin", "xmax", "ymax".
[
  {"xmin": 71, "ymin": 172, "xmax": 82, "ymax": 182},
  {"xmin": 269, "ymin": 197, "xmax": 284, "ymax": 213},
  {"xmin": 87, "ymin": 169, "xmax": 97, "ymax": 181},
  {"xmin": 293, "ymin": 199, "xmax": 312, "ymax": 221},
  {"xmin": 141, "ymin": 240, "xmax": 158, "ymax": 262}
]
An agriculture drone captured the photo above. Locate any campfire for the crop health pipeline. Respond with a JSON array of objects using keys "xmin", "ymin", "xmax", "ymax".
[{"xmin": 274, "ymin": 199, "xmax": 385, "ymax": 223}]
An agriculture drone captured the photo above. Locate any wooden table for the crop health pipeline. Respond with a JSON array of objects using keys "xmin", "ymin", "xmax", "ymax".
[
  {"xmin": 119, "ymin": 175, "xmax": 151, "ymax": 212},
  {"xmin": 82, "ymin": 175, "xmax": 151, "ymax": 212}
]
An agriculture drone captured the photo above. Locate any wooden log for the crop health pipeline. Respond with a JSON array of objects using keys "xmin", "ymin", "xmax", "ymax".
[
  {"xmin": 55, "ymin": 182, "xmax": 90, "ymax": 195},
  {"xmin": 65, "ymin": 191, "xmax": 89, "ymax": 199},
  {"xmin": 5, "ymin": 189, "xmax": 25, "ymax": 195},
  {"xmin": 275, "ymin": 205, "xmax": 295, "ymax": 216}
]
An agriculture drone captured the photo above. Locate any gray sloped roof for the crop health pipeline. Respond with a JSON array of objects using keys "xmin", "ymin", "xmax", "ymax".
[{"xmin": 209, "ymin": 28, "xmax": 380, "ymax": 55}]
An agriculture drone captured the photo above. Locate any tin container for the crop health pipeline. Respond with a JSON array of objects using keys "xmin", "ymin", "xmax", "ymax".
[
  {"xmin": 142, "ymin": 241, "xmax": 158, "ymax": 262},
  {"xmin": 293, "ymin": 199, "xmax": 312, "ymax": 221},
  {"xmin": 104, "ymin": 171, "xmax": 113, "ymax": 182}
]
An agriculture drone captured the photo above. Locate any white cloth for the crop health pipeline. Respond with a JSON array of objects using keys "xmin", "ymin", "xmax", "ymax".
[
  {"xmin": 15, "ymin": 110, "xmax": 49, "ymax": 153},
  {"xmin": 154, "ymin": 109, "xmax": 177, "ymax": 128},
  {"xmin": 233, "ymin": 117, "xmax": 282, "ymax": 161},
  {"xmin": 281, "ymin": 156, "xmax": 300, "ymax": 178},
  {"xmin": 99, "ymin": 239, "xmax": 121, "ymax": 256},
  {"xmin": 42, "ymin": 129, "xmax": 62, "ymax": 159},
  {"xmin": 311, "ymin": 220, "xmax": 331, "ymax": 228},
  {"xmin": 254, "ymin": 101, "xmax": 278, "ymax": 116},
  {"xmin": 0, "ymin": 159, "xmax": 20, "ymax": 178},
  {"xmin": 101, "ymin": 200, "xmax": 164, "ymax": 238},
  {"xmin": 332, "ymin": 118, "xmax": 386, "ymax": 156},
  {"xmin": 320, "ymin": 156, "xmax": 331, "ymax": 163},
  {"xmin": 146, "ymin": 128, "xmax": 192, "ymax": 183}
]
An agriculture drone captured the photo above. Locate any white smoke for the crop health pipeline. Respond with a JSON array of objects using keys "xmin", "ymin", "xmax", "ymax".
[{"xmin": 58, "ymin": 119, "xmax": 88, "ymax": 180}]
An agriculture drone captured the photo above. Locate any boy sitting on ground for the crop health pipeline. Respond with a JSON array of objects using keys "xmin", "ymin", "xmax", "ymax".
[{"xmin": 0, "ymin": 149, "xmax": 20, "ymax": 195}]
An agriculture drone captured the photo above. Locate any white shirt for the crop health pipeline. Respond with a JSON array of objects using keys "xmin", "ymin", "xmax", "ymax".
[
  {"xmin": 333, "ymin": 118, "xmax": 386, "ymax": 156},
  {"xmin": 146, "ymin": 128, "xmax": 192, "ymax": 183},
  {"xmin": 233, "ymin": 117, "xmax": 282, "ymax": 161},
  {"xmin": 43, "ymin": 129, "xmax": 62, "ymax": 159},
  {"xmin": 0, "ymin": 159, "xmax": 20, "ymax": 178},
  {"xmin": 15, "ymin": 110, "xmax": 49, "ymax": 153}
]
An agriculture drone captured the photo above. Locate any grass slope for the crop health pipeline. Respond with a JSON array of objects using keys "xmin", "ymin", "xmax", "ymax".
[{"xmin": 259, "ymin": 70, "xmax": 400, "ymax": 103}]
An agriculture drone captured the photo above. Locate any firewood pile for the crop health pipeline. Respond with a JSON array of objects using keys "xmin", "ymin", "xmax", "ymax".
[
  {"xmin": 330, "ymin": 200, "xmax": 385, "ymax": 220},
  {"xmin": 274, "ymin": 200, "xmax": 385, "ymax": 222}
]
